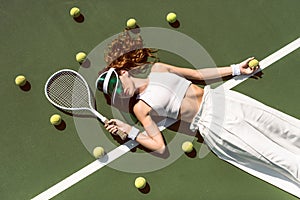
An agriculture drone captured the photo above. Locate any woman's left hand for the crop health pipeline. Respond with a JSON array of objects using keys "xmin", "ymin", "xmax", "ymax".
[{"xmin": 239, "ymin": 57, "xmax": 260, "ymax": 75}]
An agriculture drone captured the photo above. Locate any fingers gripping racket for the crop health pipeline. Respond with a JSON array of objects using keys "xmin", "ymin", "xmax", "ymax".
[{"xmin": 44, "ymin": 69, "xmax": 127, "ymax": 140}]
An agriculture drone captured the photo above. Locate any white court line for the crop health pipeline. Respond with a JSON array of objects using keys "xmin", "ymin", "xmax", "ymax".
[
  {"xmin": 31, "ymin": 141, "xmax": 137, "ymax": 200},
  {"xmin": 31, "ymin": 118, "xmax": 178, "ymax": 200},
  {"xmin": 31, "ymin": 37, "xmax": 300, "ymax": 200},
  {"xmin": 218, "ymin": 37, "xmax": 300, "ymax": 90}
]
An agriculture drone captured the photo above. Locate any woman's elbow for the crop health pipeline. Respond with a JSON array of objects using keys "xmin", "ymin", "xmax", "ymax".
[{"xmin": 155, "ymin": 144, "xmax": 166, "ymax": 154}]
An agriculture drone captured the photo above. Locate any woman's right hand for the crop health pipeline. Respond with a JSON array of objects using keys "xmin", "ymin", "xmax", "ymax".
[{"xmin": 104, "ymin": 119, "xmax": 132, "ymax": 136}]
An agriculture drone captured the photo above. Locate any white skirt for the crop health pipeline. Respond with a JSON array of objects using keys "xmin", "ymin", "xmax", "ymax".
[{"xmin": 190, "ymin": 86, "xmax": 300, "ymax": 197}]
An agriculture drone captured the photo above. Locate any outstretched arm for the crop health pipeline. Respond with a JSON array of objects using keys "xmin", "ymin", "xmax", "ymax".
[{"xmin": 153, "ymin": 57, "xmax": 259, "ymax": 81}]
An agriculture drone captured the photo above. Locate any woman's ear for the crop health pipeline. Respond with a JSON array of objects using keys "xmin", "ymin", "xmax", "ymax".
[{"xmin": 120, "ymin": 70, "xmax": 128, "ymax": 76}]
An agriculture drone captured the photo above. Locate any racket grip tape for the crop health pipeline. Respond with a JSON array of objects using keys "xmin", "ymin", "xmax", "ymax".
[
  {"xmin": 104, "ymin": 120, "xmax": 128, "ymax": 140},
  {"xmin": 116, "ymin": 130, "xmax": 128, "ymax": 140}
]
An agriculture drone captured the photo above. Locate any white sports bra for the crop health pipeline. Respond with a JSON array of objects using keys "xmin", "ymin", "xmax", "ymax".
[{"xmin": 137, "ymin": 72, "xmax": 191, "ymax": 119}]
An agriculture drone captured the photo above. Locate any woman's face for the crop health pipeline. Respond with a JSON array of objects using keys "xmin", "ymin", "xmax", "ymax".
[{"xmin": 119, "ymin": 70, "xmax": 135, "ymax": 98}]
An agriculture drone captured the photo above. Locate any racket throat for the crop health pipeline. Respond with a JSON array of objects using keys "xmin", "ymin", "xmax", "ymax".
[{"xmin": 90, "ymin": 109, "xmax": 107, "ymax": 123}]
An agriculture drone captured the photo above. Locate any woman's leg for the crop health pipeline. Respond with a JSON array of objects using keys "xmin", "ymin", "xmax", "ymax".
[
  {"xmin": 198, "ymin": 88, "xmax": 300, "ymax": 182},
  {"xmin": 216, "ymin": 89, "xmax": 300, "ymax": 154}
]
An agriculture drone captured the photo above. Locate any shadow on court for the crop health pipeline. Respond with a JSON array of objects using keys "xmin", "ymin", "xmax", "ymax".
[
  {"xmin": 80, "ymin": 58, "xmax": 91, "ymax": 68},
  {"xmin": 73, "ymin": 14, "xmax": 85, "ymax": 23},
  {"xmin": 126, "ymin": 25, "xmax": 141, "ymax": 34},
  {"xmin": 54, "ymin": 120, "xmax": 66, "ymax": 131},
  {"xmin": 185, "ymin": 148, "xmax": 197, "ymax": 158},
  {"xmin": 139, "ymin": 182, "xmax": 150, "ymax": 194},
  {"xmin": 169, "ymin": 20, "xmax": 180, "ymax": 28},
  {"xmin": 20, "ymin": 81, "xmax": 31, "ymax": 92}
]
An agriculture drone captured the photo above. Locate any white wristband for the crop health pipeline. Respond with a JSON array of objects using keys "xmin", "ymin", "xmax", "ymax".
[
  {"xmin": 127, "ymin": 126, "xmax": 140, "ymax": 140},
  {"xmin": 230, "ymin": 64, "xmax": 241, "ymax": 76}
]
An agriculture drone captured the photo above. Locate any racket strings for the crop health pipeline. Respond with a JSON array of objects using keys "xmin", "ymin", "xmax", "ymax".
[
  {"xmin": 48, "ymin": 78, "xmax": 74, "ymax": 107},
  {"xmin": 46, "ymin": 71, "xmax": 93, "ymax": 114}
]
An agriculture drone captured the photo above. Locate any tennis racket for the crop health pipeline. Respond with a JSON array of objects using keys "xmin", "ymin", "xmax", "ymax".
[{"xmin": 44, "ymin": 69, "xmax": 127, "ymax": 140}]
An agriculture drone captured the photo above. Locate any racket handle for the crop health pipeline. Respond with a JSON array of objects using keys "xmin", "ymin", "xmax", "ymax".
[
  {"xmin": 104, "ymin": 120, "xmax": 128, "ymax": 140},
  {"xmin": 116, "ymin": 130, "xmax": 128, "ymax": 140}
]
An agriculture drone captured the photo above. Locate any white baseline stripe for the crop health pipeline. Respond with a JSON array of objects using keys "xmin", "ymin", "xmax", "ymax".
[
  {"xmin": 32, "ymin": 37, "xmax": 300, "ymax": 200},
  {"xmin": 31, "ymin": 141, "xmax": 135, "ymax": 200},
  {"xmin": 218, "ymin": 37, "xmax": 300, "ymax": 90},
  {"xmin": 31, "ymin": 118, "xmax": 177, "ymax": 200}
]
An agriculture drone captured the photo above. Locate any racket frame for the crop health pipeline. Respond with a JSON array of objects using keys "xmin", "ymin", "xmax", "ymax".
[{"xmin": 44, "ymin": 69, "xmax": 127, "ymax": 140}]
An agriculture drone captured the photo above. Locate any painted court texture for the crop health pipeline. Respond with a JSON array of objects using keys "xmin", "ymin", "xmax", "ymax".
[{"xmin": 1, "ymin": 0, "xmax": 300, "ymax": 200}]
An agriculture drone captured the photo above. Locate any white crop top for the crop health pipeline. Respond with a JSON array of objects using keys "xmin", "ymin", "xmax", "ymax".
[{"xmin": 137, "ymin": 72, "xmax": 191, "ymax": 119}]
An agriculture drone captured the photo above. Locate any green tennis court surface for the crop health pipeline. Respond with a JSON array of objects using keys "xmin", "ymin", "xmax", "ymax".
[{"xmin": 1, "ymin": 0, "xmax": 300, "ymax": 199}]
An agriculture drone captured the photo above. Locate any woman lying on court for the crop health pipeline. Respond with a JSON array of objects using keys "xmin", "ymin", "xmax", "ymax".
[{"xmin": 96, "ymin": 30, "xmax": 300, "ymax": 196}]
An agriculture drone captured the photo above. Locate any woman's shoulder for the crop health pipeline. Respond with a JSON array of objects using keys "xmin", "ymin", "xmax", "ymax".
[
  {"xmin": 150, "ymin": 62, "xmax": 170, "ymax": 73},
  {"xmin": 133, "ymin": 99, "xmax": 152, "ymax": 119}
]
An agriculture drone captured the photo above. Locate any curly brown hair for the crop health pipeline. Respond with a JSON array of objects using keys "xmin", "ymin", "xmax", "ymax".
[{"xmin": 103, "ymin": 30, "xmax": 158, "ymax": 75}]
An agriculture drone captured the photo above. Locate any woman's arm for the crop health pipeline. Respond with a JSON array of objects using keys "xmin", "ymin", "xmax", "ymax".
[
  {"xmin": 152, "ymin": 57, "xmax": 259, "ymax": 81},
  {"xmin": 105, "ymin": 101, "xmax": 166, "ymax": 154},
  {"xmin": 133, "ymin": 101, "xmax": 165, "ymax": 154}
]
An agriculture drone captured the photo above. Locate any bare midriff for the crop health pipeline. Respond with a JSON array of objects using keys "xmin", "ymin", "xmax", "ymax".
[{"xmin": 178, "ymin": 84, "xmax": 204, "ymax": 123}]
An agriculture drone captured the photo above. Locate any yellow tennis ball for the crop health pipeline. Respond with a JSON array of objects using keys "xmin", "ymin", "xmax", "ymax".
[
  {"xmin": 15, "ymin": 75, "xmax": 26, "ymax": 86},
  {"xmin": 50, "ymin": 114, "xmax": 62, "ymax": 125},
  {"xmin": 248, "ymin": 59, "xmax": 259, "ymax": 69},
  {"xmin": 126, "ymin": 18, "xmax": 137, "ymax": 28},
  {"xmin": 166, "ymin": 12, "xmax": 177, "ymax": 23},
  {"xmin": 75, "ymin": 52, "xmax": 86, "ymax": 63},
  {"xmin": 70, "ymin": 7, "xmax": 80, "ymax": 17},
  {"xmin": 93, "ymin": 147, "xmax": 105, "ymax": 159},
  {"xmin": 134, "ymin": 177, "xmax": 146, "ymax": 189},
  {"xmin": 182, "ymin": 141, "xmax": 193, "ymax": 153}
]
